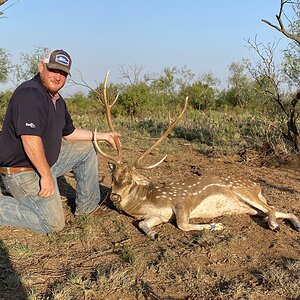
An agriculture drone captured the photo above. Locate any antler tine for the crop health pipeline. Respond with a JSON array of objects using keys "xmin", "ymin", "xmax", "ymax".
[
  {"xmin": 103, "ymin": 69, "xmax": 119, "ymax": 132},
  {"xmin": 94, "ymin": 70, "xmax": 121, "ymax": 164},
  {"xmin": 134, "ymin": 96, "xmax": 189, "ymax": 170},
  {"xmin": 93, "ymin": 129, "xmax": 121, "ymax": 164}
]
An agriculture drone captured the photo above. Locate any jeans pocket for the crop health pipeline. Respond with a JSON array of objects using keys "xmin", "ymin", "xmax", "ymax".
[{"xmin": 5, "ymin": 171, "xmax": 40, "ymax": 198}]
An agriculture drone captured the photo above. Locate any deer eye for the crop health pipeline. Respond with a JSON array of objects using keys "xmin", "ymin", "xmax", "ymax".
[{"xmin": 108, "ymin": 162, "xmax": 116, "ymax": 172}]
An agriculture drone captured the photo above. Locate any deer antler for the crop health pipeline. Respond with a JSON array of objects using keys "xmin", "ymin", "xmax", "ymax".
[
  {"xmin": 133, "ymin": 96, "xmax": 189, "ymax": 170},
  {"xmin": 102, "ymin": 70, "xmax": 119, "ymax": 132},
  {"xmin": 94, "ymin": 70, "xmax": 121, "ymax": 164}
]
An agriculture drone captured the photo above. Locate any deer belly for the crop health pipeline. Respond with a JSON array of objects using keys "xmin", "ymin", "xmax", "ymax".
[
  {"xmin": 189, "ymin": 194, "xmax": 251, "ymax": 218},
  {"xmin": 141, "ymin": 205, "xmax": 174, "ymax": 222}
]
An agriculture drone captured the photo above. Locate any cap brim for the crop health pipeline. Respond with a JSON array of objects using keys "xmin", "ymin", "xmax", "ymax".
[{"xmin": 46, "ymin": 63, "xmax": 71, "ymax": 75}]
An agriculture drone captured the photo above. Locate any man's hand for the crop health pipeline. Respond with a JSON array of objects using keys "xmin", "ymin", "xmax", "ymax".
[
  {"xmin": 39, "ymin": 174, "xmax": 55, "ymax": 198},
  {"xmin": 106, "ymin": 132, "xmax": 121, "ymax": 150},
  {"xmin": 94, "ymin": 131, "xmax": 121, "ymax": 150},
  {"xmin": 21, "ymin": 135, "xmax": 54, "ymax": 198}
]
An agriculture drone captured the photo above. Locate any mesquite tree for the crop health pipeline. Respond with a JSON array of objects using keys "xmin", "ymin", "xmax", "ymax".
[
  {"xmin": 248, "ymin": 0, "xmax": 300, "ymax": 151},
  {"xmin": 0, "ymin": 0, "xmax": 13, "ymax": 19},
  {"xmin": 264, "ymin": 0, "xmax": 300, "ymax": 151}
]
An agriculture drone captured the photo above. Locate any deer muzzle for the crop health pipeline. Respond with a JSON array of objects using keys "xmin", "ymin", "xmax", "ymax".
[{"xmin": 111, "ymin": 193, "xmax": 122, "ymax": 205}]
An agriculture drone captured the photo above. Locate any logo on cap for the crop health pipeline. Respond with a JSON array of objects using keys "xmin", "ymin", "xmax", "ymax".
[{"xmin": 55, "ymin": 54, "xmax": 70, "ymax": 66}]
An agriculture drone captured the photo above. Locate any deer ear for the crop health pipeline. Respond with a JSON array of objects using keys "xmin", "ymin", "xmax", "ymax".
[{"xmin": 108, "ymin": 162, "xmax": 116, "ymax": 172}]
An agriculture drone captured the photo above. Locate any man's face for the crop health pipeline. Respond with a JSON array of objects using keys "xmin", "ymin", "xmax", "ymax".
[{"xmin": 39, "ymin": 62, "xmax": 68, "ymax": 94}]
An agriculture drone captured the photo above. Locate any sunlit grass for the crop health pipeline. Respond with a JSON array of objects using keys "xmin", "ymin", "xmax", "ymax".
[{"xmin": 8, "ymin": 243, "xmax": 33, "ymax": 257}]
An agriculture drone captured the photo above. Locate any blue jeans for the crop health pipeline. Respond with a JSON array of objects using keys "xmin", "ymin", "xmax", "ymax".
[{"xmin": 0, "ymin": 140, "xmax": 100, "ymax": 233}]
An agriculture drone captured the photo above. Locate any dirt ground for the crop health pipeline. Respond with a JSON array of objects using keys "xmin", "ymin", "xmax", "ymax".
[{"xmin": 0, "ymin": 140, "xmax": 299, "ymax": 300}]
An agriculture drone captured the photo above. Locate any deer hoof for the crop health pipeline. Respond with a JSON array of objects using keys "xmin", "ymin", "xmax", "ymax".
[
  {"xmin": 147, "ymin": 230, "xmax": 158, "ymax": 240},
  {"xmin": 209, "ymin": 223, "xmax": 224, "ymax": 231},
  {"xmin": 271, "ymin": 225, "xmax": 280, "ymax": 232}
]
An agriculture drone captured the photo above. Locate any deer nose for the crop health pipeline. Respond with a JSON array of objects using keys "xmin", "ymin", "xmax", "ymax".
[{"xmin": 111, "ymin": 193, "xmax": 122, "ymax": 204}]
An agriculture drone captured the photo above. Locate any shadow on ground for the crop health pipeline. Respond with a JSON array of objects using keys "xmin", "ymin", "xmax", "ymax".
[{"xmin": 0, "ymin": 240, "xmax": 28, "ymax": 300}]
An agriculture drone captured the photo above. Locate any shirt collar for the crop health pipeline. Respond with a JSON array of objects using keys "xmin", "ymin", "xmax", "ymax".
[{"xmin": 34, "ymin": 73, "xmax": 61, "ymax": 106}]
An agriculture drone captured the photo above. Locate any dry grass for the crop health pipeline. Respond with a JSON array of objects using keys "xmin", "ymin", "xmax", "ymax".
[{"xmin": 1, "ymin": 141, "xmax": 300, "ymax": 300}]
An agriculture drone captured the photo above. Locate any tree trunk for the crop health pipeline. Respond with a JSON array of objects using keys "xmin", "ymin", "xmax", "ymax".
[{"xmin": 284, "ymin": 91, "xmax": 300, "ymax": 151}]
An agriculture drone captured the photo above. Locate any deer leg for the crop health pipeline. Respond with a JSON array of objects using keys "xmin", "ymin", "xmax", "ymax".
[
  {"xmin": 274, "ymin": 211, "xmax": 300, "ymax": 231},
  {"xmin": 257, "ymin": 192, "xmax": 268, "ymax": 204},
  {"xmin": 175, "ymin": 203, "xmax": 224, "ymax": 231},
  {"xmin": 233, "ymin": 189, "xmax": 280, "ymax": 231},
  {"xmin": 138, "ymin": 216, "xmax": 164, "ymax": 239},
  {"xmin": 257, "ymin": 193, "xmax": 300, "ymax": 231},
  {"xmin": 254, "ymin": 205, "xmax": 279, "ymax": 231}
]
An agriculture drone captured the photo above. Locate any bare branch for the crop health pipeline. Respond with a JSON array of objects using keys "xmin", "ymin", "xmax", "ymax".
[
  {"xmin": 261, "ymin": 0, "xmax": 300, "ymax": 44},
  {"xmin": 0, "ymin": 1, "xmax": 18, "ymax": 18},
  {"xmin": 69, "ymin": 69, "xmax": 102, "ymax": 98},
  {"xmin": 0, "ymin": 0, "xmax": 8, "ymax": 5},
  {"xmin": 118, "ymin": 64, "xmax": 157, "ymax": 86},
  {"xmin": 245, "ymin": 37, "xmax": 288, "ymax": 116}
]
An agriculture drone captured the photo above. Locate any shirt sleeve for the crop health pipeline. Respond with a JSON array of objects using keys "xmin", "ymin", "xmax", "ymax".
[
  {"xmin": 62, "ymin": 102, "xmax": 75, "ymax": 136},
  {"xmin": 12, "ymin": 87, "xmax": 48, "ymax": 137}
]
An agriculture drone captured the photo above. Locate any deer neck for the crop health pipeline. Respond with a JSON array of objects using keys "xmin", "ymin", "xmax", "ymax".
[{"xmin": 112, "ymin": 179, "xmax": 151, "ymax": 214}]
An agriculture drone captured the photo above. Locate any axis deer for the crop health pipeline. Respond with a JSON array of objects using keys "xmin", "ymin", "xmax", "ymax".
[{"xmin": 94, "ymin": 71, "xmax": 300, "ymax": 239}]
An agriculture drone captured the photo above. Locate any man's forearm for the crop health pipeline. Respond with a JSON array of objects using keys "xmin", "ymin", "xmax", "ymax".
[
  {"xmin": 64, "ymin": 128, "xmax": 108, "ymax": 141},
  {"xmin": 21, "ymin": 135, "xmax": 51, "ymax": 177},
  {"xmin": 64, "ymin": 128, "xmax": 121, "ymax": 150},
  {"xmin": 63, "ymin": 128, "xmax": 93, "ymax": 141}
]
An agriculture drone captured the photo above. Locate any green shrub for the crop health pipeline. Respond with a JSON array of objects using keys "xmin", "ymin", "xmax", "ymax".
[{"xmin": 0, "ymin": 91, "xmax": 12, "ymax": 125}]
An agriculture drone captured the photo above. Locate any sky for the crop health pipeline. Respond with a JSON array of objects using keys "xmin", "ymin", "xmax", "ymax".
[{"xmin": 1, "ymin": 0, "xmax": 293, "ymax": 96}]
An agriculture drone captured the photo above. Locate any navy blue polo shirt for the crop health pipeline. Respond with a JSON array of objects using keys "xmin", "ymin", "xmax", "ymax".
[{"xmin": 0, "ymin": 74, "xmax": 75, "ymax": 167}]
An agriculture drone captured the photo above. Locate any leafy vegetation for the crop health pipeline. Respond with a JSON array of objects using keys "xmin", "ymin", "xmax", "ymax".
[
  {"xmin": 1, "ymin": 1, "xmax": 299, "ymax": 152},
  {"xmin": 0, "ymin": 60, "xmax": 298, "ymax": 155}
]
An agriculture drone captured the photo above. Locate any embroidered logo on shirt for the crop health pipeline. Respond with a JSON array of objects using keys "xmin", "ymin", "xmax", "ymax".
[{"xmin": 25, "ymin": 122, "xmax": 36, "ymax": 128}]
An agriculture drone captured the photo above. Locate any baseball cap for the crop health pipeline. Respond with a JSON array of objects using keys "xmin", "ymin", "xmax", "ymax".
[{"xmin": 43, "ymin": 49, "xmax": 72, "ymax": 75}]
